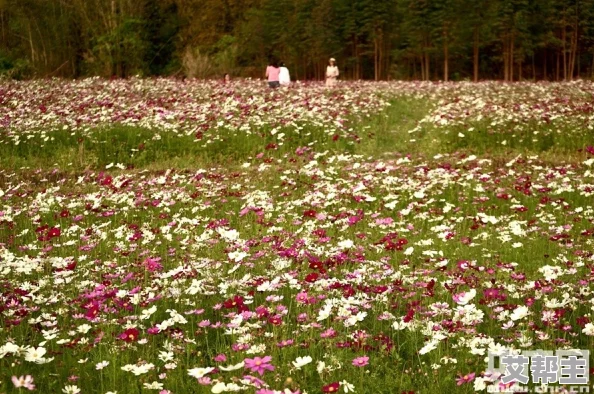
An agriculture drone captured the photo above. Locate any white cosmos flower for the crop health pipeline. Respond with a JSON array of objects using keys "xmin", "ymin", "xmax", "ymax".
[
  {"xmin": 218, "ymin": 361, "xmax": 244, "ymax": 371},
  {"xmin": 510, "ymin": 305, "xmax": 530, "ymax": 321},
  {"xmin": 341, "ymin": 380, "xmax": 356, "ymax": 392},
  {"xmin": 338, "ymin": 239, "xmax": 354, "ymax": 249},
  {"xmin": 317, "ymin": 361, "xmax": 326, "ymax": 374},
  {"xmin": 96, "ymin": 360, "xmax": 110, "ymax": 370},
  {"xmin": 0, "ymin": 342, "xmax": 22, "ymax": 357},
  {"xmin": 24, "ymin": 346, "xmax": 53, "ymax": 364},
  {"xmin": 211, "ymin": 382, "xmax": 227, "ymax": 393},
  {"xmin": 455, "ymin": 289, "xmax": 476, "ymax": 305},
  {"xmin": 62, "ymin": 386, "xmax": 81, "ymax": 394},
  {"xmin": 419, "ymin": 339, "xmax": 439, "ymax": 355},
  {"xmin": 121, "ymin": 363, "xmax": 155, "ymax": 375},
  {"xmin": 292, "ymin": 356, "xmax": 313, "ymax": 369},
  {"xmin": 143, "ymin": 381, "xmax": 164, "ymax": 390},
  {"xmin": 582, "ymin": 323, "xmax": 594, "ymax": 336},
  {"xmin": 188, "ymin": 367, "xmax": 215, "ymax": 378}
]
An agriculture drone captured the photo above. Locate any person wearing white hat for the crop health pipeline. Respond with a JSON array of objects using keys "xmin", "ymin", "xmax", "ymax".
[{"xmin": 325, "ymin": 58, "xmax": 339, "ymax": 87}]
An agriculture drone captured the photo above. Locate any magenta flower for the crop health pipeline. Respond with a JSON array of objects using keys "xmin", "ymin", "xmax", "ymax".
[
  {"xmin": 244, "ymin": 356, "xmax": 275, "ymax": 376},
  {"xmin": 352, "ymin": 356, "xmax": 369, "ymax": 367},
  {"xmin": 456, "ymin": 372, "xmax": 476, "ymax": 385}
]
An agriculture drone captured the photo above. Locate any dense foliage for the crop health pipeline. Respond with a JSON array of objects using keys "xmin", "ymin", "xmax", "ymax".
[{"xmin": 2, "ymin": 0, "xmax": 594, "ymax": 81}]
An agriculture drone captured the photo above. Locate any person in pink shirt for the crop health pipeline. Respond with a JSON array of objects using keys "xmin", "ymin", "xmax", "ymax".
[{"xmin": 266, "ymin": 60, "xmax": 281, "ymax": 88}]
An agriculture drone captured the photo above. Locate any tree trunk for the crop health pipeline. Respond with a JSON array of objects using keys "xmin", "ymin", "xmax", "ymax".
[
  {"xmin": 555, "ymin": 52, "xmax": 561, "ymax": 82},
  {"xmin": 424, "ymin": 34, "xmax": 430, "ymax": 81},
  {"xmin": 443, "ymin": 31, "xmax": 449, "ymax": 82},
  {"xmin": 425, "ymin": 51, "xmax": 430, "ymax": 81},
  {"xmin": 562, "ymin": 26, "xmax": 567, "ymax": 80},
  {"xmin": 0, "ymin": 10, "xmax": 5, "ymax": 46},
  {"xmin": 509, "ymin": 33, "xmax": 515, "ymax": 82},
  {"xmin": 543, "ymin": 49, "xmax": 549, "ymax": 81},
  {"xmin": 28, "ymin": 23, "xmax": 36, "ymax": 65},
  {"xmin": 379, "ymin": 30, "xmax": 384, "ymax": 80},
  {"xmin": 503, "ymin": 35, "xmax": 509, "ymax": 81},
  {"xmin": 374, "ymin": 36, "xmax": 379, "ymax": 81},
  {"xmin": 420, "ymin": 55, "xmax": 424, "ymax": 80},
  {"xmin": 569, "ymin": 27, "xmax": 578, "ymax": 80},
  {"xmin": 473, "ymin": 27, "xmax": 479, "ymax": 82}
]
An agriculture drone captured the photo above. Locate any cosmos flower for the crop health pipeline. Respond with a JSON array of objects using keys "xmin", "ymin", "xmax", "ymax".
[
  {"xmin": 352, "ymin": 356, "xmax": 369, "ymax": 367},
  {"xmin": 244, "ymin": 356, "xmax": 275, "ymax": 376},
  {"xmin": 188, "ymin": 367, "xmax": 215, "ymax": 379},
  {"xmin": 12, "ymin": 375, "xmax": 35, "ymax": 390},
  {"xmin": 292, "ymin": 356, "xmax": 313, "ymax": 369},
  {"xmin": 456, "ymin": 373, "xmax": 476, "ymax": 385},
  {"xmin": 322, "ymin": 382, "xmax": 340, "ymax": 393}
]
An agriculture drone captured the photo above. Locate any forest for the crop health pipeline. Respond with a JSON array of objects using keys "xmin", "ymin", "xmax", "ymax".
[{"xmin": 1, "ymin": 0, "xmax": 594, "ymax": 81}]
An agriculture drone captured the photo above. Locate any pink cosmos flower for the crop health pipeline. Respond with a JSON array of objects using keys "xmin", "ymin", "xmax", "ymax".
[
  {"xmin": 456, "ymin": 372, "xmax": 476, "ymax": 385},
  {"xmin": 277, "ymin": 339, "xmax": 294, "ymax": 348},
  {"xmin": 296, "ymin": 291, "xmax": 308, "ymax": 303},
  {"xmin": 320, "ymin": 328, "xmax": 337, "ymax": 338},
  {"xmin": 214, "ymin": 354, "xmax": 227, "ymax": 362},
  {"xmin": 12, "ymin": 375, "xmax": 35, "ymax": 390},
  {"xmin": 244, "ymin": 356, "xmax": 275, "ymax": 376},
  {"xmin": 352, "ymin": 356, "xmax": 369, "ymax": 367},
  {"xmin": 243, "ymin": 375, "xmax": 266, "ymax": 388}
]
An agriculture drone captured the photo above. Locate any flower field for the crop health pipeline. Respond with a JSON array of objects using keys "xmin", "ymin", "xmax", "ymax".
[{"xmin": 1, "ymin": 79, "xmax": 594, "ymax": 394}]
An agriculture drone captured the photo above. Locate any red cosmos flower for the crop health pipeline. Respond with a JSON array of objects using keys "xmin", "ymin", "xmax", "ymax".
[
  {"xmin": 100, "ymin": 175, "xmax": 113, "ymax": 186},
  {"xmin": 268, "ymin": 315, "xmax": 282, "ymax": 326},
  {"xmin": 303, "ymin": 209, "xmax": 317, "ymax": 218},
  {"xmin": 48, "ymin": 227, "xmax": 61, "ymax": 238},
  {"xmin": 223, "ymin": 295, "xmax": 245, "ymax": 309},
  {"xmin": 322, "ymin": 382, "xmax": 340, "ymax": 393},
  {"xmin": 403, "ymin": 308, "xmax": 415, "ymax": 323},
  {"xmin": 577, "ymin": 316, "xmax": 590, "ymax": 327},
  {"xmin": 118, "ymin": 327, "xmax": 139, "ymax": 342},
  {"xmin": 304, "ymin": 272, "xmax": 319, "ymax": 283},
  {"xmin": 84, "ymin": 303, "xmax": 100, "ymax": 320}
]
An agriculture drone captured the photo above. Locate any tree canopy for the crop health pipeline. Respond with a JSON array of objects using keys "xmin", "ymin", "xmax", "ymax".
[{"xmin": 1, "ymin": 0, "xmax": 594, "ymax": 80}]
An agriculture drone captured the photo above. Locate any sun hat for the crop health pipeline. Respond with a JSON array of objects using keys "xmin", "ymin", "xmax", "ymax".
[{"xmin": 329, "ymin": 58, "xmax": 336, "ymax": 62}]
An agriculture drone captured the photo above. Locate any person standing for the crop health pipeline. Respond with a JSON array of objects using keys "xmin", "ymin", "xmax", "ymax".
[
  {"xmin": 325, "ymin": 58, "xmax": 339, "ymax": 87},
  {"xmin": 279, "ymin": 62, "xmax": 291, "ymax": 87},
  {"xmin": 266, "ymin": 60, "xmax": 281, "ymax": 88}
]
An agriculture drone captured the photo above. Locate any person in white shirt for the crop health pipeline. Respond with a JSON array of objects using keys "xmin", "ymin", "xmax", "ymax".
[
  {"xmin": 325, "ymin": 58, "xmax": 339, "ymax": 87},
  {"xmin": 279, "ymin": 62, "xmax": 291, "ymax": 87}
]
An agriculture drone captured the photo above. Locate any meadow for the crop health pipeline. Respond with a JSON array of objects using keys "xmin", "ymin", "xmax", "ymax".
[{"xmin": 1, "ymin": 78, "xmax": 594, "ymax": 394}]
